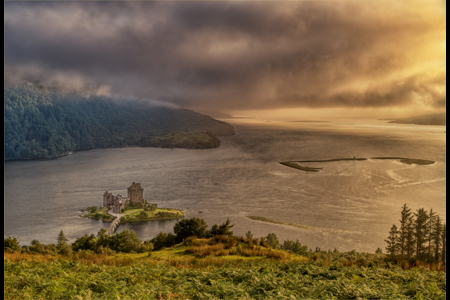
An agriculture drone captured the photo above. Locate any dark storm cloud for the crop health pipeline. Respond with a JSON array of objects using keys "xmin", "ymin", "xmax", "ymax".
[{"xmin": 4, "ymin": 1, "xmax": 446, "ymax": 110}]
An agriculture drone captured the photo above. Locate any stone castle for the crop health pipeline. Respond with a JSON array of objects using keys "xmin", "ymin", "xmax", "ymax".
[{"xmin": 103, "ymin": 182, "xmax": 144, "ymax": 213}]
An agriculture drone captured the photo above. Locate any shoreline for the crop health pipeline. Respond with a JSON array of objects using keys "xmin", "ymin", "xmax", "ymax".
[{"xmin": 4, "ymin": 133, "xmax": 236, "ymax": 162}]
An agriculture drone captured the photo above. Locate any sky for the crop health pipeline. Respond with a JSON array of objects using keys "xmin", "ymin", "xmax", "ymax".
[{"xmin": 4, "ymin": 1, "xmax": 446, "ymax": 118}]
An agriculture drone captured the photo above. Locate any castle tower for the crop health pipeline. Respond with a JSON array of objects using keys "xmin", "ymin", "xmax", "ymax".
[
  {"xmin": 127, "ymin": 182, "xmax": 143, "ymax": 203},
  {"xmin": 103, "ymin": 191, "xmax": 114, "ymax": 207}
]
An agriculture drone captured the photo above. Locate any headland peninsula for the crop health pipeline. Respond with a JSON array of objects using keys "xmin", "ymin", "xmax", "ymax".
[
  {"xmin": 4, "ymin": 86, "xmax": 235, "ymax": 161},
  {"xmin": 387, "ymin": 112, "xmax": 446, "ymax": 126}
]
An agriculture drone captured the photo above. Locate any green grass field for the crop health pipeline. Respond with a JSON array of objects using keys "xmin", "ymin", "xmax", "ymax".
[
  {"xmin": 120, "ymin": 208, "xmax": 184, "ymax": 223},
  {"xmin": 4, "ymin": 245, "xmax": 446, "ymax": 299},
  {"xmin": 82, "ymin": 207, "xmax": 114, "ymax": 222}
]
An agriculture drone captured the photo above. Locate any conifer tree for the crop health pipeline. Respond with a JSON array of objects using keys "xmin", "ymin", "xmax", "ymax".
[
  {"xmin": 427, "ymin": 209, "xmax": 436, "ymax": 256},
  {"xmin": 385, "ymin": 224, "xmax": 399, "ymax": 255},
  {"xmin": 398, "ymin": 204, "xmax": 413, "ymax": 256},
  {"xmin": 431, "ymin": 216, "xmax": 443, "ymax": 261},
  {"xmin": 441, "ymin": 224, "xmax": 446, "ymax": 265},
  {"xmin": 405, "ymin": 216, "xmax": 416, "ymax": 258},
  {"xmin": 414, "ymin": 208, "xmax": 429, "ymax": 258},
  {"xmin": 57, "ymin": 230, "xmax": 67, "ymax": 250}
]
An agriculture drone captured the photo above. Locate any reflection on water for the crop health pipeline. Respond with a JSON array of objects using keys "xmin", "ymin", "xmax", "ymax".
[{"xmin": 4, "ymin": 119, "xmax": 446, "ymax": 252}]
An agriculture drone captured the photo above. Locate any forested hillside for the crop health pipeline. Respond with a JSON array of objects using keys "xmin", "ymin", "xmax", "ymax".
[{"xmin": 4, "ymin": 86, "xmax": 235, "ymax": 160}]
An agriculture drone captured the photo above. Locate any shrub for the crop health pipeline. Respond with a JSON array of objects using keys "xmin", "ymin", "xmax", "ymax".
[
  {"xmin": 283, "ymin": 239, "xmax": 308, "ymax": 256},
  {"xmin": 58, "ymin": 244, "xmax": 73, "ymax": 256},
  {"xmin": 138, "ymin": 211, "xmax": 148, "ymax": 220},
  {"xmin": 4, "ymin": 236, "xmax": 21, "ymax": 252},
  {"xmin": 150, "ymin": 232, "xmax": 176, "ymax": 250},
  {"xmin": 185, "ymin": 243, "xmax": 228, "ymax": 257},
  {"xmin": 210, "ymin": 219, "xmax": 234, "ymax": 237},
  {"xmin": 266, "ymin": 233, "xmax": 280, "ymax": 249},
  {"xmin": 174, "ymin": 218, "xmax": 207, "ymax": 242},
  {"xmin": 184, "ymin": 236, "xmax": 209, "ymax": 247},
  {"xmin": 140, "ymin": 241, "xmax": 154, "ymax": 252}
]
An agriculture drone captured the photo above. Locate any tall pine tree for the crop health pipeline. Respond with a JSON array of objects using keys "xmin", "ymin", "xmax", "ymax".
[
  {"xmin": 431, "ymin": 216, "xmax": 443, "ymax": 262},
  {"xmin": 398, "ymin": 204, "xmax": 413, "ymax": 257},
  {"xmin": 427, "ymin": 209, "xmax": 436, "ymax": 257},
  {"xmin": 414, "ymin": 208, "xmax": 430, "ymax": 258},
  {"xmin": 405, "ymin": 217, "xmax": 416, "ymax": 258},
  {"xmin": 57, "ymin": 230, "xmax": 67, "ymax": 250},
  {"xmin": 385, "ymin": 224, "xmax": 399, "ymax": 256},
  {"xmin": 441, "ymin": 224, "xmax": 446, "ymax": 265}
]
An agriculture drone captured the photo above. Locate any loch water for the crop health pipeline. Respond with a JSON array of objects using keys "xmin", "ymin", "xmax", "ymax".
[{"xmin": 4, "ymin": 119, "xmax": 446, "ymax": 252}]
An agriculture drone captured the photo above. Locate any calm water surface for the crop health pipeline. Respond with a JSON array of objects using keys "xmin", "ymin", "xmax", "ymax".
[{"xmin": 4, "ymin": 119, "xmax": 446, "ymax": 252}]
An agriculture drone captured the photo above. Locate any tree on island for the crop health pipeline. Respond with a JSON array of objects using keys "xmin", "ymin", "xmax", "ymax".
[{"xmin": 138, "ymin": 211, "xmax": 148, "ymax": 220}]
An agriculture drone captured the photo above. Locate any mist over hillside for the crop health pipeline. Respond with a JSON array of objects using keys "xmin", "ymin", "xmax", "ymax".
[
  {"xmin": 4, "ymin": 86, "xmax": 235, "ymax": 160},
  {"xmin": 389, "ymin": 113, "xmax": 446, "ymax": 126}
]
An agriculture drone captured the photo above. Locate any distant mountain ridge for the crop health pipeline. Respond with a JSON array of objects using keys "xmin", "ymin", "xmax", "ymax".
[
  {"xmin": 4, "ymin": 86, "xmax": 235, "ymax": 160},
  {"xmin": 388, "ymin": 113, "xmax": 446, "ymax": 126}
]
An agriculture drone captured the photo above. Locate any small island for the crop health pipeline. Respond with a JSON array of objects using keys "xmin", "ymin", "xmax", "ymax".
[
  {"xmin": 280, "ymin": 157, "xmax": 435, "ymax": 172},
  {"xmin": 82, "ymin": 182, "xmax": 184, "ymax": 227}
]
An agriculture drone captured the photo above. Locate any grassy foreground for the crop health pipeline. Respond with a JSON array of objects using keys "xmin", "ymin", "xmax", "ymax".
[{"xmin": 4, "ymin": 243, "xmax": 446, "ymax": 299}]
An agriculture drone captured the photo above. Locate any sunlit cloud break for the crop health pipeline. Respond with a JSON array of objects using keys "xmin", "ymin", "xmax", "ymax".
[{"xmin": 4, "ymin": 0, "xmax": 446, "ymax": 112}]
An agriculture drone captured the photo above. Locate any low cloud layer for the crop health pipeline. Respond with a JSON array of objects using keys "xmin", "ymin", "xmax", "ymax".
[{"xmin": 4, "ymin": 1, "xmax": 446, "ymax": 111}]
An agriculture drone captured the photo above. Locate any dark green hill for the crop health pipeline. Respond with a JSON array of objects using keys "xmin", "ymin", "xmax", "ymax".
[
  {"xmin": 4, "ymin": 86, "xmax": 235, "ymax": 160},
  {"xmin": 388, "ymin": 112, "xmax": 446, "ymax": 125}
]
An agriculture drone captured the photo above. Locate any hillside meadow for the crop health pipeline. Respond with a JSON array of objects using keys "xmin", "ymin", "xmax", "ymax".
[{"xmin": 4, "ymin": 239, "xmax": 446, "ymax": 300}]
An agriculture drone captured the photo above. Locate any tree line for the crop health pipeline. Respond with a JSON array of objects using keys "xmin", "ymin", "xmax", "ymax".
[
  {"xmin": 4, "ymin": 86, "xmax": 234, "ymax": 160},
  {"xmin": 385, "ymin": 204, "xmax": 446, "ymax": 264},
  {"xmin": 4, "ymin": 218, "xmax": 309, "ymax": 257},
  {"xmin": 5, "ymin": 207, "xmax": 446, "ymax": 267}
]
